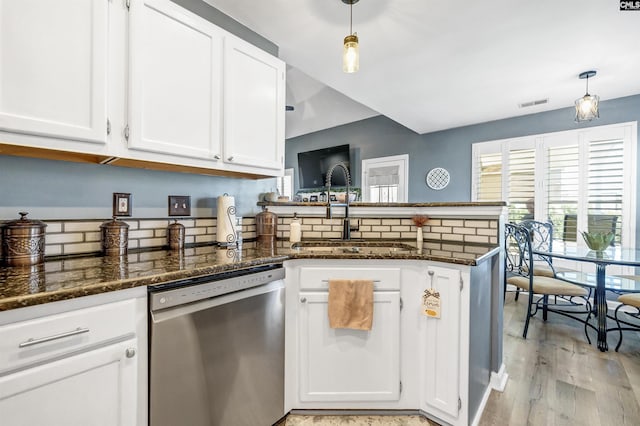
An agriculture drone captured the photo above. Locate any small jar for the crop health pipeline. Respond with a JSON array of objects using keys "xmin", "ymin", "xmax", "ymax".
[
  {"xmin": 2, "ymin": 212, "xmax": 47, "ymax": 266},
  {"xmin": 100, "ymin": 217, "xmax": 129, "ymax": 256},
  {"xmin": 167, "ymin": 220, "xmax": 185, "ymax": 251}
]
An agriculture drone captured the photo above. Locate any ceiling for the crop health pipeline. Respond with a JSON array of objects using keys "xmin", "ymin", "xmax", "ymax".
[{"xmin": 204, "ymin": 0, "xmax": 640, "ymax": 138}]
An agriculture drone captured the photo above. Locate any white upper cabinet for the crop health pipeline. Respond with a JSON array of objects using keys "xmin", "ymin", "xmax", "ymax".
[
  {"xmin": 0, "ymin": 0, "xmax": 108, "ymax": 145},
  {"xmin": 223, "ymin": 37, "xmax": 285, "ymax": 171},
  {"xmin": 0, "ymin": 0, "xmax": 285, "ymax": 177},
  {"xmin": 128, "ymin": 0, "xmax": 224, "ymax": 161}
]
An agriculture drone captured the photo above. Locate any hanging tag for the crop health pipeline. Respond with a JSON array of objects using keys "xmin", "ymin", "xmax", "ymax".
[{"xmin": 422, "ymin": 288, "xmax": 441, "ymax": 318}]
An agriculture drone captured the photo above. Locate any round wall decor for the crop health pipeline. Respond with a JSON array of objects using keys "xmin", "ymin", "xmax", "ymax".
[{"xmin": 426, "ymin": 167, "xmax": 450, "ymax": 190}]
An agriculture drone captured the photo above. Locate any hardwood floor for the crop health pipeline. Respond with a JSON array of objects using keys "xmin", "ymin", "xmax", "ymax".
[
  {"xmin": 480, "ymin": 293, "xmax": 640, "ymax": 426},
  {"xmin": 285, "ymin": 294, "xmax": 640, "ymax": 425}
]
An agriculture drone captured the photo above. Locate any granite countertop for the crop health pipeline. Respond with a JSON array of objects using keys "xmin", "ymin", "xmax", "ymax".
[{"xmin": 0, "ymin": 240, "xmax": 499, "ymax": 312}]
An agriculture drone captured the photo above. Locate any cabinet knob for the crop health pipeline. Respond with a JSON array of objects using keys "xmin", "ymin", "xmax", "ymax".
[
  {"xmin": 125, "ymin": 348, "xmax": 136, "ymax": 358},
  {"xmin": 227, "ymin": 156, "xmax": 234, "ymax": 161},
  {"xmin": 300, "ymin": 297, "xmax": 307, "ymax": 303},
  {"xmin": 213, "ymin": 154, "xmax": 221, "ymax": 160}
]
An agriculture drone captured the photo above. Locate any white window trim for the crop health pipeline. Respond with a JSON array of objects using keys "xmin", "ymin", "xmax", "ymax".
[
  {"xmin": 361, "ymin": 154, "xmax": 409, "ymax": 202},
  {"xmin": 471, "ymin": 121, "xmax": 637, "ymax": 250}
]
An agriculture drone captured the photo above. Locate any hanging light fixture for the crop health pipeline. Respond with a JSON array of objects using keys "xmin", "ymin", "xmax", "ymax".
[
  {"xmin": 575, "ymin": 70, "xmax": 599, "ymax": 122},
  {"xmin": 342, "ymin": 0, "xmax": 359, "ymax": 73}
]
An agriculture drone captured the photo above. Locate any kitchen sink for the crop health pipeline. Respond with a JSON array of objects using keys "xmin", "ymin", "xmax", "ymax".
[{"xmin": 291, "ymin": 241, "xmax": 415, "ymax": 255}]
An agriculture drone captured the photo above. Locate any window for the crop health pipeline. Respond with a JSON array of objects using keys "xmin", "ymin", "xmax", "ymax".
[
  {"xmin": 472, "ymin": 122, "xmax": 637, "ymax": 250},
  {"xmin": 276, "ymin": 168, "xmax": 294, "ymax": 200},
  {"xmin": 362, "ymin": 155, "xmax": 409, "ymax": 202}
]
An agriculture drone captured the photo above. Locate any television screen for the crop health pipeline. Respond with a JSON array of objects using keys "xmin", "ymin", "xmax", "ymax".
[{"xmin": 297, "ymin": 144, "xmax": 350, "ymax": 189}]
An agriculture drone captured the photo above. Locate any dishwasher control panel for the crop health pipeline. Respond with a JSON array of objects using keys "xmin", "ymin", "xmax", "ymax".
[{"xmin": 149, "ymin": 266, "xmax": 285, "ymax": 311}]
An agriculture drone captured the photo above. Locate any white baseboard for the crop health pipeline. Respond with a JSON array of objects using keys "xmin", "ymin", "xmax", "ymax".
[
  {"xmin": 471, "ymin": 384, "xmax": 494, "ymax": 426},
  {"xmin": 490, "ymin": 363, "xmax": 508, "ymax": 392}
]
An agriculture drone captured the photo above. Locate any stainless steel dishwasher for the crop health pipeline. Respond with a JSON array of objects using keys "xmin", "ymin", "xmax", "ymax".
[{"xmin": 148, "ymin": 264, "xmax": 286, "ymax": 426}]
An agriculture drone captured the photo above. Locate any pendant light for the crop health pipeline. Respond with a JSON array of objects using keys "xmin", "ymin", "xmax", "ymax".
[
  {"xmin": 342, "ymin": 0, "xmax": 359, "ymax": 73},
  {"xmin": 575, "ymin": 70, "xmax": 599, "ymax": 122}
]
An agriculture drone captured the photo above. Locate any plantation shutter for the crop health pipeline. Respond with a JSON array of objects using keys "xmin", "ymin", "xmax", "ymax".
[
  {"xmin": 507, "ymin": 148, "xmax": 535, "ymax": 222},
  {"xmin": 546, "ymin": 144, "xmax": 579, "ymax": 242},
  {"xmin": 475, "ymin": 152, "xmax": 502, "ymax": 201},
  {"xmin": 587, "ymin": 139, "xmax": 624, "ymax": 245}
]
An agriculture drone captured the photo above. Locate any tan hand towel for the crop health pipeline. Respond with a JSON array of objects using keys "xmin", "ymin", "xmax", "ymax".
[{"xmin": 328, "ymin": 279, "xmax": 374, "ymax": 330}]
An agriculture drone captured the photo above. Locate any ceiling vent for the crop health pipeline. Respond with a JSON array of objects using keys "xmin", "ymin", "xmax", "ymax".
[{"xmin": 518, "ymin": 98, "xmax": 548, "ymax": 108}]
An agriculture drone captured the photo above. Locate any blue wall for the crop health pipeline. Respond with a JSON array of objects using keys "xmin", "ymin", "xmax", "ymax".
[
  {"xmin": 286, "ymin": 94, "xmax": 640, "ymax": 243},
  {"xmin": 0, "ymin": 156, "xmax": 276, "ymax": 219},
  {"xmin": 286, "ymin": 94, "xmax": 640, "ymax": 201}
]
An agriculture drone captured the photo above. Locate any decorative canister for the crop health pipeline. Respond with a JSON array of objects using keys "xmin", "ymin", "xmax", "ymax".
[
  {"xmin": 2, "ymin": 212, "xmax": 47, "ymax": 266},
  {"xmin": 256, "ymin": 207, "xmax": 278, "ymax": 244},
  {"xmin": 167, "ymin": 220, "xmax": 185, "ymax": 251},
  {"xmin": 100, "ymin": 216, "xmax": 129, "ymax": 256}
]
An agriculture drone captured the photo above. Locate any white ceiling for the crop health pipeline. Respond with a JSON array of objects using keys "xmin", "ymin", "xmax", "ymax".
[{"xmin": 204, "ymin": 0, "xmax": 640, "ymax": 137}]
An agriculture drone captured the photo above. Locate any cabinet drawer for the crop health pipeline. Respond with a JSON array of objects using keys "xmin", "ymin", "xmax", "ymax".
[
  {"xmin": 299, "ymin": 267, "xmax": 401, "ymax": 291},
  {"xmin": 0, "ymin": 299, "xmax": 137, "ymax": 375}
]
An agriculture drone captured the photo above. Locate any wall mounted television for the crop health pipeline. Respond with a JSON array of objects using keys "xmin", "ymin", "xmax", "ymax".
[{"xmin": 297, "ymin": 144, "xmax": 350, "ymax": 189}]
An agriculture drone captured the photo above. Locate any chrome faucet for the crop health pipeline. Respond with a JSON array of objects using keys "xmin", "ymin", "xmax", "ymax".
[{"xmin": 325, "ymin": 162, "xmax": 351, "ymax": 240}]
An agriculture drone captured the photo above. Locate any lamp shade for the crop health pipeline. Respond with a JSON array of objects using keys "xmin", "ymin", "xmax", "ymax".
[
  {"xmin": 575, "ymin": 93, "xmax": 599, "ymax": 122},
  {"xmin": 343, "ymin": 34, "xmax": 359, "ymax": 73},
  {"xmin": 575, "ymin": 70, "xmax": 599, "ymax": 122}
]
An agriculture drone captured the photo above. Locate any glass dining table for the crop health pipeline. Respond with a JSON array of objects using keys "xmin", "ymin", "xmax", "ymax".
[{"xmin": 533, "ymin": 245, "xmax": 640, "ymax": 351}]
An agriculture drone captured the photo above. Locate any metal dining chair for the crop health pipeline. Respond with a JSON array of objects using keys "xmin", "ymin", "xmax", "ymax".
[
  {"xmin": 610, "ymin": 293, "xmax": 640, "ymax": 351},
  {"xmin": 504, "ymin": 223, "xmax": 594, "ymax": 339},
  {"xmin": 519, "ymin": 220, "xmax": 556, "ymax": 277}
]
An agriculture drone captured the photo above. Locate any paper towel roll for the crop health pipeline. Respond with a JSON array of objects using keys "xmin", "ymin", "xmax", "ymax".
[
  {"xmin": 289, "ymin": 219, "xmax": 301, "ymax": 244},
  {"xmin": 216, "ymin": 194, "xmax": 237, "ymax": 246}
]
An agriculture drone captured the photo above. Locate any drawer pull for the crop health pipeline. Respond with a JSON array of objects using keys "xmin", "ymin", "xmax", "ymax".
[
  {"xmin": 18, "ymin": 327, "xmax": 90, "ymax": 349},
  {"xmin": 321, "ymin": 279, "xmax": 381, "ymax": 283}
]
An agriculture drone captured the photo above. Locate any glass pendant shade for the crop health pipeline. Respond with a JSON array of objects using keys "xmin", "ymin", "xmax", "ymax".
[
  {"xmin": 575, "ymin": 93, "xmax": 599, "ymax": 122},
  {"xmin": 343, "ymin": 34, "xmax": 359, "ymax": 73},
  {"xmin": 574, "ymin": 70, "xmax": 599, "ymax": 122}
]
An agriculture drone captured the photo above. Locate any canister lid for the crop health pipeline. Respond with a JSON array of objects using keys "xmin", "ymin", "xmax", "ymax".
[
  {"xmin": 167, "ymin": 219, "xmax": 185, "ymax": 230},
  {"xmin": 100, "ymin": 216, "xmax": 130, "ymax": 229},
  {"xmin": 4, "ymin": 212, "xmax": 47, "ymax": 230}
]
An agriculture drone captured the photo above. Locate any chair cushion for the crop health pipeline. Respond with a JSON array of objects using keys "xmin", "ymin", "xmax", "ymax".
[
  {"xmin": 618, "ymin": 293, "xmax": 640, "ymax": 308},
  {"xmin": 531, "ymin": 264, "xmax": 555, "ymax": 278},
  {"xmin": 506, "ymin": 276, "xmax": 588, "ymax": 296},
  {"xmin": 615, "ymin": 275, "xmax": 640, "ymax": 282}
]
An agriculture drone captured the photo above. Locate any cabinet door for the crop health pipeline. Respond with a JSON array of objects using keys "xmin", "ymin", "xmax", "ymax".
[
  {"xmin": 421, "ymin": 266, "xmax": 462, "ymax": 421},
  {"xmin": 0, "ymin": 339, "xmax": 138, "ymax": 426},
  {"xmin": 0, "ymin": 0, "xmax": 107, "ymax": 144},
  {"xmin": 129, "ymin": 0, "xmax": 223, "ymax": 161},
  {"xmin": 223, "ymin": 37, "xmax": 285, "ymax": 171},
  {"xmin": 298, "ymin": 291, "xmax": 400, "ymax": 403}
]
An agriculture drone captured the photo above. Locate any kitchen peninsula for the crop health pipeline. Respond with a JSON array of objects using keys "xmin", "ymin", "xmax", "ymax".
[{"xmin": 0, "ymin": 202, "xmax": 506, "ymax": 426}]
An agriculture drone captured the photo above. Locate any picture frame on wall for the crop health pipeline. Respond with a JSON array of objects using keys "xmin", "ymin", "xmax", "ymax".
[
  {"xmin": 113, "ymin": 193, "xmax": 132, "ymax": 217},
  {"xmin": 168, "ymin": 195, "xmax": 191, "ymax": 216}
]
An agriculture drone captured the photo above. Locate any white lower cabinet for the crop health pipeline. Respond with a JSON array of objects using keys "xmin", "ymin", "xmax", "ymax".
[
  {"xmin": 419, "ymin": 265, "xmax": 469, "ymax": 425},
  {"xmin": 298, "ymin": 291, "xmax": 400, "ymax": 403},
  {"xmin": 0, "ymin": 287, "xmax": 147, "ymax": 426},
  {"xmin": 0, "ymin": 339, "xmax": 137, "ymax": 426},
  {"xmin": 285, "ymin": 258, "xmax": 492, "ymax": 426}
]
